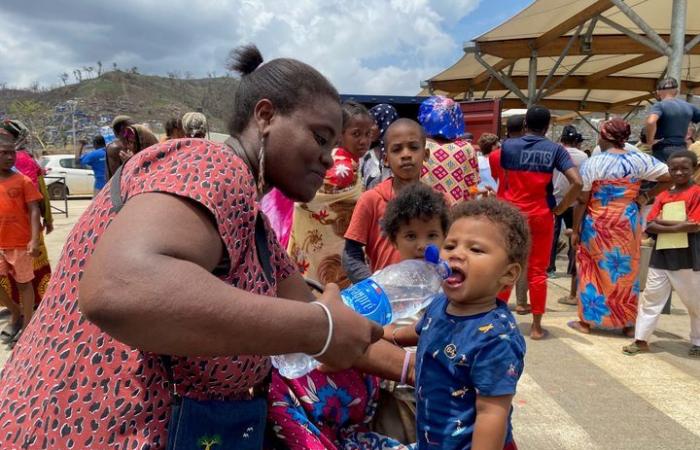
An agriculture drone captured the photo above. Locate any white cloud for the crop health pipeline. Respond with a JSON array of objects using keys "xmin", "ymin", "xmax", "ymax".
[{"xmin": 0, "ymin": 0, "xmax": 480, "ymax": 94}]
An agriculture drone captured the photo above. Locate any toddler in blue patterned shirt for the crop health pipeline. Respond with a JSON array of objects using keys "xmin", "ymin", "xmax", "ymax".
[{"xmin": 392, "ymin": 198, "xmax": 530, "ymax": 450}]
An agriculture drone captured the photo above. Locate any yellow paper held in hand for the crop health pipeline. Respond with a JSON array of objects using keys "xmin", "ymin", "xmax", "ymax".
[{"xmin": 656, "ymin": 200, "xmax": 688, "ymax": 250}]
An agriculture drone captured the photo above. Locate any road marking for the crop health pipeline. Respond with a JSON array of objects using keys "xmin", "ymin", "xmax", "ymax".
[
  {"xmin": 558, "ymin": 324, "xmax": 700, "ymax": 439},
  {"xmin": 513, "ymin": 373, "xmax": 597, "ymax": 450}
]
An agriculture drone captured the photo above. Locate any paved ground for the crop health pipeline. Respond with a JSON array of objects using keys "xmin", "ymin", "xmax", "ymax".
[{"xmin": 1, "ymin": 199, "xmax": 698, "ymax": 449}]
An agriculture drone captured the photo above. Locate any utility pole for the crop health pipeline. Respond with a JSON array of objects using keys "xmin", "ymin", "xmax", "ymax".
[
  {"xmin": 668, "ymin": 0, "xmax": 687, "ymax": 87},
  {"xmin": 67, "ymin": 100, "xmax": 77, "ymax": 151}
]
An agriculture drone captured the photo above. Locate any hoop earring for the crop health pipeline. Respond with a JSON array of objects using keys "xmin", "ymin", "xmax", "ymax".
[{"xmin": 257, "ymin": 137, "xmax": 266, "ymax": 193}]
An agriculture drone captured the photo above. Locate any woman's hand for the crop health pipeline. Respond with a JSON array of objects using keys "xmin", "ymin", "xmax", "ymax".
[
  {"xmin": 552, "ymin": 203, "xmax": 567, "ymax": 216},
  {"xmin": 43, "ymin": 219, "xmax": 54, "ymax": 235},
  {"xmin": 119, "ymin": 149, "xmax": 134, "ymax": 162},
  {"xmin": 570, "ymin": 232, "xmax": 580, "ymax": 249},
  {"xmin": 635, "ymin": 192, "xmax": 650, "ymax": 207},
  {"xmin": 313, "ymin": 283, "xmax": 384, "ymax": 370}
]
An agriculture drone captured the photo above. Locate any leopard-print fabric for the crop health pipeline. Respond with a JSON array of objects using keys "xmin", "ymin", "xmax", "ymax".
[{"xmin": 0, "ymin": 138, "xmax": 296, "ymax": 449}]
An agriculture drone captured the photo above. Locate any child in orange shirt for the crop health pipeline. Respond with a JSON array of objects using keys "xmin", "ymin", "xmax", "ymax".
[
  {"xmin": 0, "ymin": 127, "xmax": 42, "ymax": 345},
  {"xmin": 343, "ymin": 118, "xmax": 430, "ymax": 281}
]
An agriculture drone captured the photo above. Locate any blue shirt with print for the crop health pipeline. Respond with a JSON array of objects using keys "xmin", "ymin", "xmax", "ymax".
[
  {"xmin": 414, "ymin": 295, "xmax": 526, "ymax": 449},
  {"xmin": 80, "ymin": 147, "xmax": 107, "ymax": 190}
]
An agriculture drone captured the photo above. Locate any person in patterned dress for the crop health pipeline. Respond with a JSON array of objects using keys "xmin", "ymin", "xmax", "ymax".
[
  {"xmin": 287, "ymin": 101, "xmax": 374, "ymax": 288},
  {"xmin": 570, "ymin": 118, "xmax": 671, "ymax": 336},
  {"xmin": 0, "ymin": 44, "xmax": 383, "ymax": 450},
  {"xmin": 419, "ymin": 96, "xmax": 480, "ymax": 205}
]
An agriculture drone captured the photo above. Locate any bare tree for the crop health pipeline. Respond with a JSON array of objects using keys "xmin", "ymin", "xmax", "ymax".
[
  {"xmin": 29, "ymin": 81, "xmax": 40, "ymax": 93},
  {"xmin": 97, "ymin": 60, "xmax": 103, "ymax": 76},
  {"xmin": 59, "ymin": 72, "xmax": 69, "ymax": 86},
  {"xmin": 73, "ymin": 69, "xmax": 82, "ymax": 82},
  {"xmin": 8, "ymin": 100, "xmax": 50, "ymax": 150},
  {"xmin": 112, "ymin": 62, "xmax": 118, "ymax": 71},
  {"xmin": 129, "ymin": 66, "xmax": 139, "ymax": 74},
  {"xmin": 185, "ymin": 71, "xmax": 193, "ymax": 79}
]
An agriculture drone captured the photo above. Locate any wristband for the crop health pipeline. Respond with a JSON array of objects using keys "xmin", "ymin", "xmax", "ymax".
[
  {"xmin": 400, "ymin": 350, "xmax": 413, "ymax": 385},
  {"xmin": 309, "ymin": 301, "xmax": 334, "ymax": 358}
]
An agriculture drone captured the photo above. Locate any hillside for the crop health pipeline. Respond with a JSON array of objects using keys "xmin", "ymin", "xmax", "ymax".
[{"xmin": 0, "ymin": 71, "xmax": 239, "ymax": 149}]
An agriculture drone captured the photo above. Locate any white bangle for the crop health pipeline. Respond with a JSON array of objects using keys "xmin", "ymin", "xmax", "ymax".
[{"xmin": 309, "ymin": 301, "xmax": 334, "ymax": 358}]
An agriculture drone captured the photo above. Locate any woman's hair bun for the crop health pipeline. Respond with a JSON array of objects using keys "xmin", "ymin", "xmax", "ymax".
[{"xmin": 227, "ymin": 44, "xmax": 264, "ymax": 76}]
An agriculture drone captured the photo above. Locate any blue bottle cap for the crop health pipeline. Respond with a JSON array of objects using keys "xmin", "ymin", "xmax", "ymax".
[{"xmin": 424, "ymin": 244, "xmax": 440, "ymax": 264}]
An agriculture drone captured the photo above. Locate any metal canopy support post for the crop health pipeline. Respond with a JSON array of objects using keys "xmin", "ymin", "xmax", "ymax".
[
  {"xmin": 685, "ymin": 34, "xmax": 700, "ymax": 53},
  {"xmin": 540, "ymin": 55, "xmax": 593, "ymax": 99},
  {"xmin": 584, "ymin": 17, "xmax": 598, "ymax": 43},
  {"xmin": 597, "ymin": 16, "xmax": 670, "ymax": 56},
  {"xmin": 473, "ymin": 50, "xmax": 529, "ymax": 104},
  {"xmin": 579, "ymin": 89, "xmax": 592, "ymax": 110},
  {"xmin": 610, "ymin": 0, "xmax": 672, "ymax": 55},
  {"xmin": 528, "ymin": 50, "xmax": 537, "ymax": 107},
  {"xmin": 481, "ymin": 75, "xmax": 494, "ymax": 99},
  {"xmin": 668, "ymin": 0, "xmax": 687, "ymax": 84},
  {"xmin": 576, "ymin": 111, "xmax": 598, "ymax": 133},
  {"xmin": 536, "ymin": 23, "xmax": 585, "ymax": 101}
]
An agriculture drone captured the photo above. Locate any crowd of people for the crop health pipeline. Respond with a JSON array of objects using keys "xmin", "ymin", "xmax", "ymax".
[{"xmin": 0, "ymin": 43, "xmax": 698, "ymax": 449}]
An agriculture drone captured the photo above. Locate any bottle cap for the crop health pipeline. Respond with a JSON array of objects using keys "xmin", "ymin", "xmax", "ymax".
[
  {"xmin": 424, "ymin": 244, "xmax": 440, "ymax": 264},
  {"xmin": 425, "ymin": 245, "xmax": 451, "ymax": 279}
]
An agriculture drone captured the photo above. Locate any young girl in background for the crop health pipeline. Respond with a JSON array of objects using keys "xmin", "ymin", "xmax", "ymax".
[{"xmin": 288, "ymin": 101, "xmax": 373, "ymax": 288}]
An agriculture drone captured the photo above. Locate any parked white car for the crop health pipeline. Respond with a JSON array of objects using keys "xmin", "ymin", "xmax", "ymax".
[{"xmin": 40, "ymin": 154, "xmax": 95, "ymax": 199}]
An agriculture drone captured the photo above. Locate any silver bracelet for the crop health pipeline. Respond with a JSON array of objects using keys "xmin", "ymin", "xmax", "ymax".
[{"xmin": 309, "ymin": 301, "xmax": 334, "ymax": 358}]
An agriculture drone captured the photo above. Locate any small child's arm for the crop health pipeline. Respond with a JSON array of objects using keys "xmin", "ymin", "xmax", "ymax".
[
  {"xmin": 472, "ymin": 394, "xmax": 514, "ymax": 450},
  {"xmin": 383, "ymin": 322, "xmax": 419, "ymax": 347},
  {"xmin": 351, "ymin": 339, "xmax": 416, "ymax": 385},
  {"xmin": 27, "ymin": 201, "xmax": 41, "ymax": 257},
  {"xmin": 342, "ymin": 239, "xmax": 372, "ymax": 283}
]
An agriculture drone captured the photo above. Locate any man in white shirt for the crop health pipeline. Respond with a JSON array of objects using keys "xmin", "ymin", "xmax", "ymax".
[{"xmin": 549, "ymin": 125, "xmax": 588, "ymax": 305}]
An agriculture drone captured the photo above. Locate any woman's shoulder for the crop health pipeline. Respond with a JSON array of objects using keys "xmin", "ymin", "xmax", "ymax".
[
  {"xmin": 125, "ymin": 139, "xmax": 257, "ymax": 205},
  {"xmin": 140, "ymin": 139, "xmax": 251, "ymax": 176}
]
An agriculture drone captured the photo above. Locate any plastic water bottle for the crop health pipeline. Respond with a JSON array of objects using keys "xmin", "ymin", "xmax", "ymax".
[{"xmin": 271, "ymin": 245, "xmax": 450, "ymax": 379}]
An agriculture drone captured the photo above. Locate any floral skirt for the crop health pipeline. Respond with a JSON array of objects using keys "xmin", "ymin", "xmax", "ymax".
[{"xmin": 268, "ymin": 369, "xmax": 410, "ymax": 450}]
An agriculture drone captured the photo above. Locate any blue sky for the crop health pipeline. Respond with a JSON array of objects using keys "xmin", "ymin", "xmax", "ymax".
[{"xmin": 0, "ymin": 0, "xmax": 533, "ymax": 95}]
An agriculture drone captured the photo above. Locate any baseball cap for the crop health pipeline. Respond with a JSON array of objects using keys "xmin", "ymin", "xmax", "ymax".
[
  {"xmin": 561, "ymin": 125, "xmax": 578, "ymax": 140},
  {"xmin": 561, "ymin": 124, "xmax": 586, "ymax": 143},
  {"xmin": 657, "ymin": 78, "xmax": 679, "ymax": 91}
]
